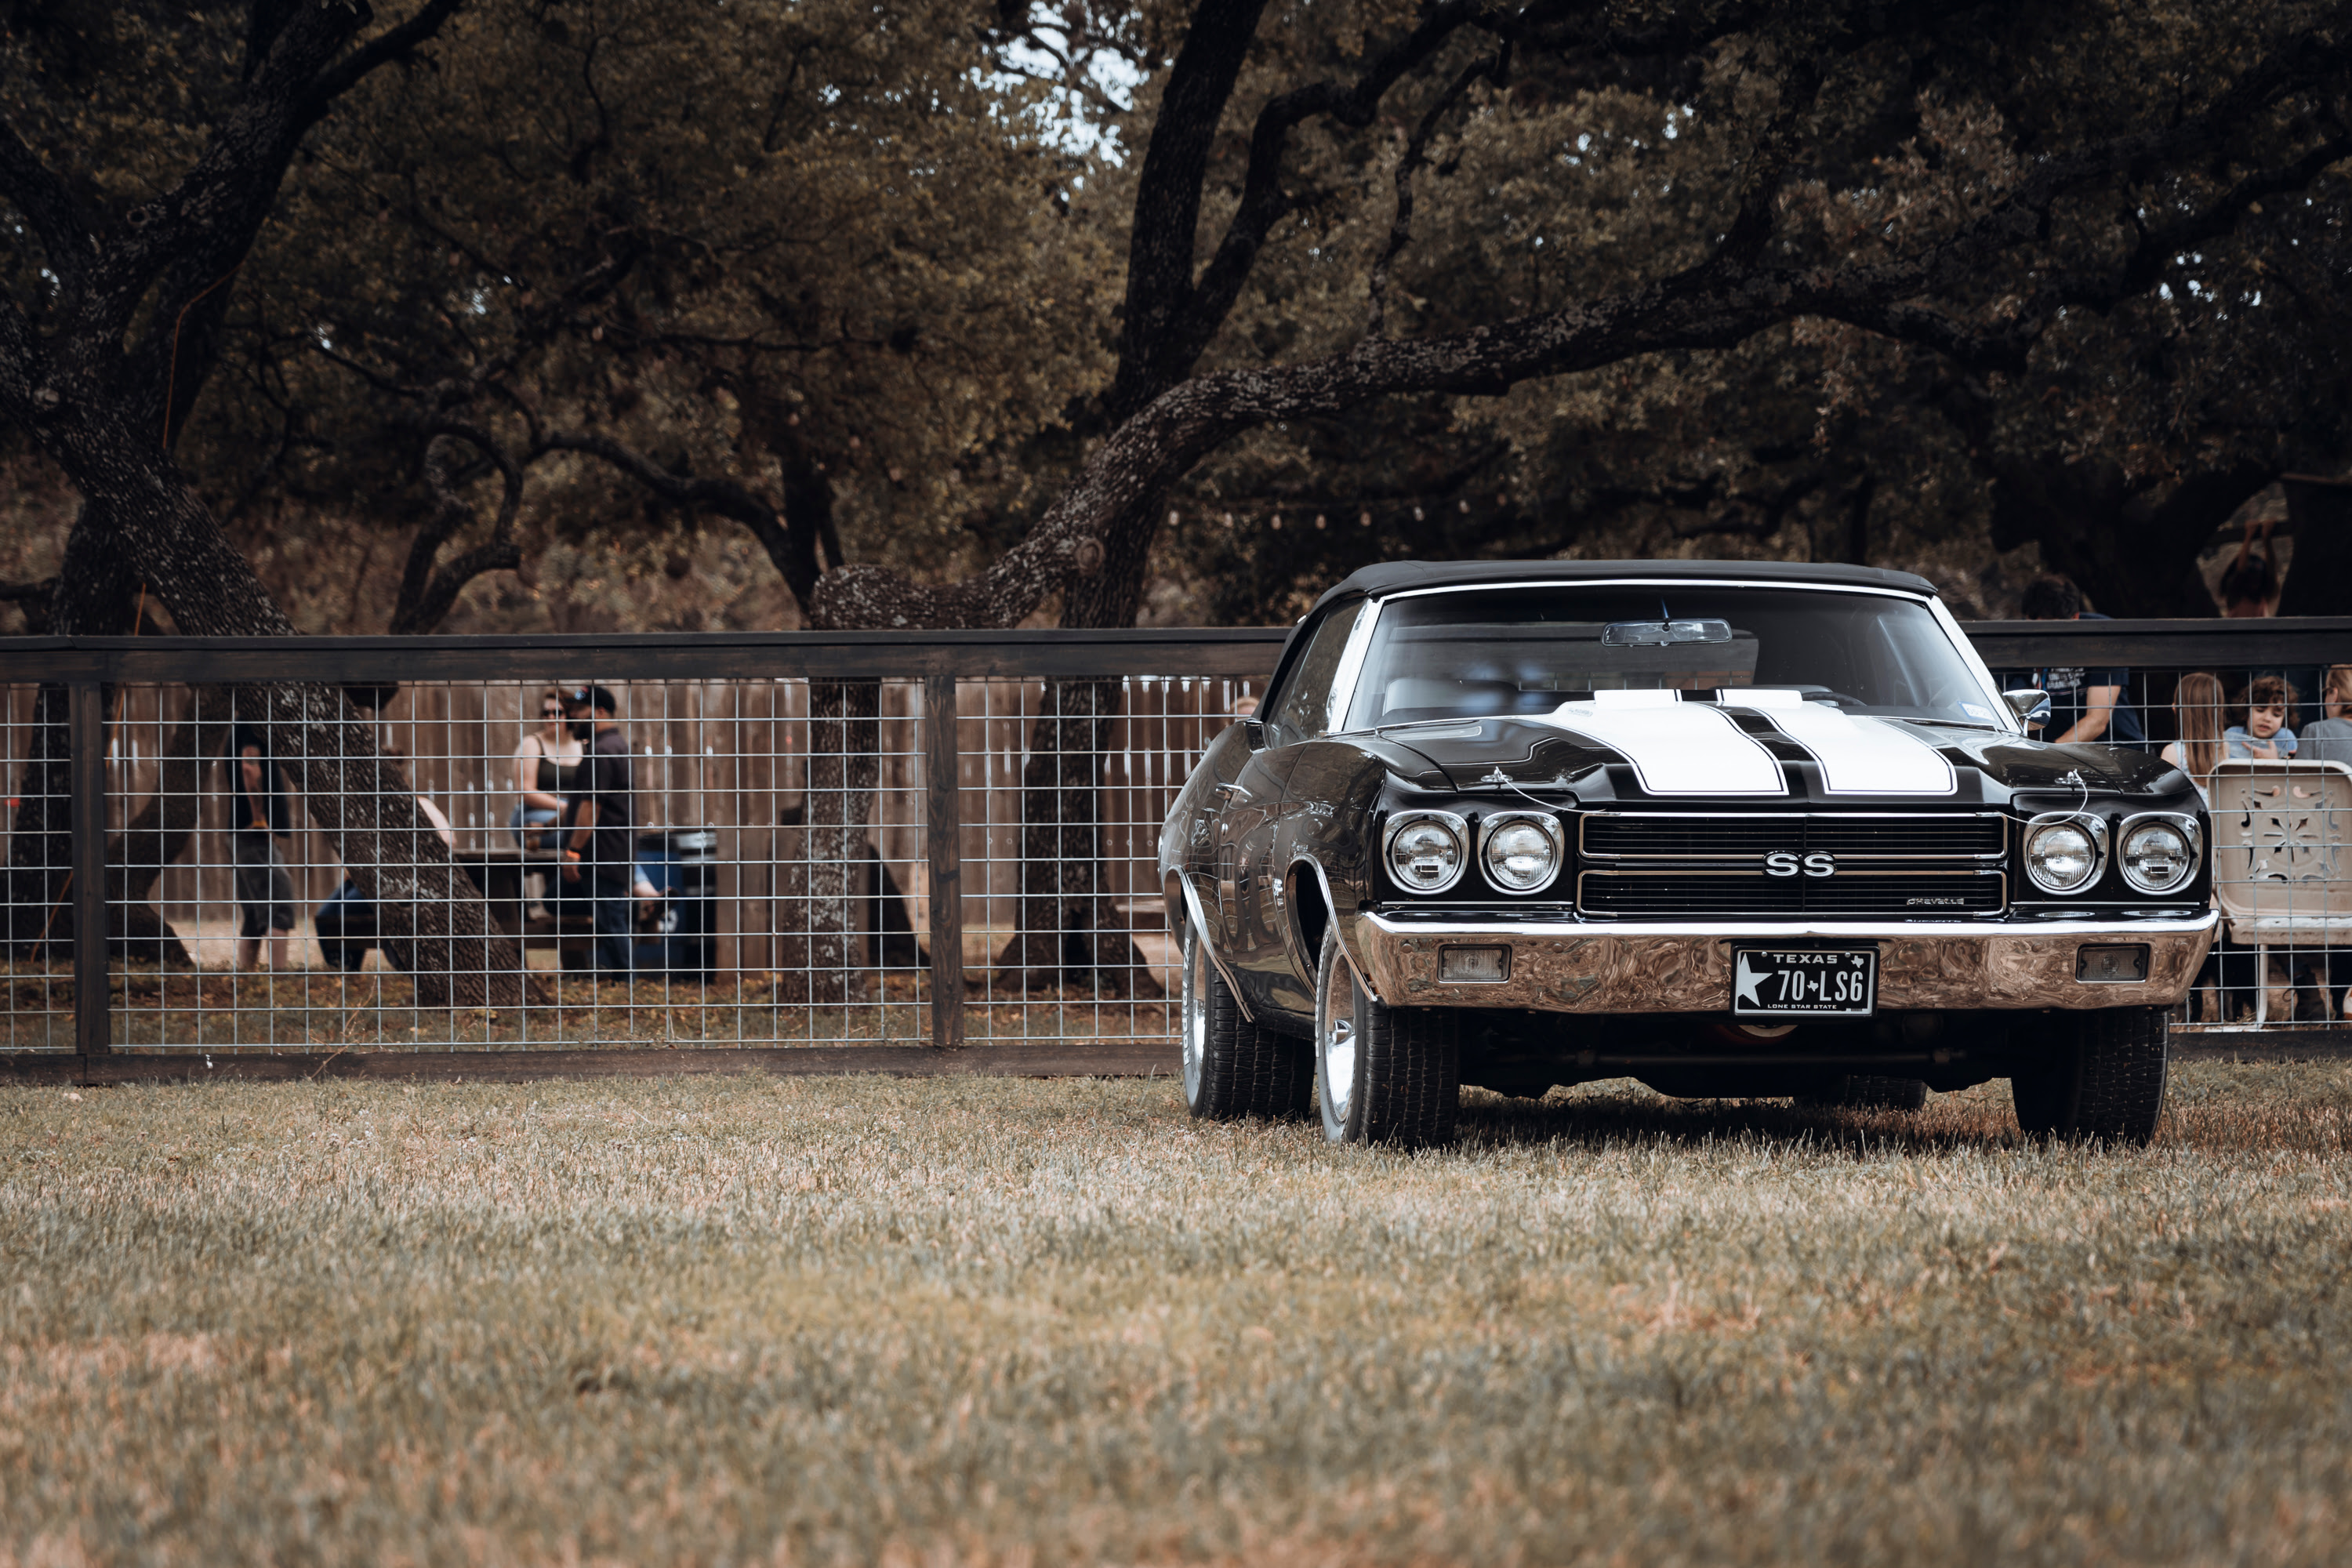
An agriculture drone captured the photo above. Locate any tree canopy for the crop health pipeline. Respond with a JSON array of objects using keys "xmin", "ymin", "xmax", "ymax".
[{"xmin": 3, "ymin": 0, "xmax": 2348, "ymax": 641}]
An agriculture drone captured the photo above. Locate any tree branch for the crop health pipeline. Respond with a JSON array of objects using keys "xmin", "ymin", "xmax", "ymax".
[
  {"xmin": 1107, "ymin": 0, "xmax": 1275, "ymax": 422},
  {"xmin": 1119, "ymin": 0, "xmax": 1487, "ymax": 417},
  {"xmin": 1367, "ymin": 45, "xmax": 1508, "ymax": 339},
  {"xmin": 62, "ymin": 0, "xmax": 469, "ymax": 422},
  {"xmin": 390, "ymin": 421, "xmax": 524, "ymax": 635},
  {"xmin": 296, "ymin": 0, "xmax": 470, "ymax": 133},
  {"xmin": 538, "ymin": 430, "xmax": 823, "ymax": 611},
  {"xmin": 2041, "ymin": 131, "xmax": 2352, "ymax": 316}
]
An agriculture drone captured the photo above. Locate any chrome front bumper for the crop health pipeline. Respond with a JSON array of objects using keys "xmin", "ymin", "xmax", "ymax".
[{"xmin": 1348, "ymin": 911, "xmax": 2217, "ymax": 1014}]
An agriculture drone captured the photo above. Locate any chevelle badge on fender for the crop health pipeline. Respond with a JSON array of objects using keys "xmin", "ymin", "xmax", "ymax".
[{"xmin": 1160, "ymin": 560, "xmax": 2215, "ymax": 1146}]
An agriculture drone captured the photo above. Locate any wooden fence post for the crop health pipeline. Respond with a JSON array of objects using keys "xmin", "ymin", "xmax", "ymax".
[
  {"xmin": 70, "ymin": 681, "xmax": 111, "ymax": 1057},
  {"xmin": 924, "ymin": 673, "xmax": 964, "ymax": 1049}
]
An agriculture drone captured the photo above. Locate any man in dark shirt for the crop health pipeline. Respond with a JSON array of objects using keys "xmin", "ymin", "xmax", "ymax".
[
  {"xmin": 559, "ymin": 685, "xmax": 646, "ymax": 973},
  {"xmin": 228, "ymin": 723, "xmax": 297, "ymax": 971},
  {"xmin": 2008, "ymin": 576, "xmax": 2147, "ymax": 748}
]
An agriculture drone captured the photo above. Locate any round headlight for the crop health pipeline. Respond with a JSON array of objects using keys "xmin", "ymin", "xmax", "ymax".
[
  {"xmin": 2119, "ymin": 818, "xmax": 2195, "ymax": 894},
  {"xmin": 2024, "ymin": 818, "xmax": 2103, "ymax": 895},
  {"xmin": 1481, "ymin": 813, "xmax": 1563, "ymax": 892},
  {"xmin": 1385, "ymin": 811, "xmax": 1467, "ymax": 894}
]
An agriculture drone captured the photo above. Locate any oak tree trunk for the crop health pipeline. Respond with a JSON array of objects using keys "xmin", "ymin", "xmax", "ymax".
[
  {"xmin": 996, "ymin": 492, "xmax": 1167, "ymax": 993},
  {"xmin": 774, "ymin": 678, "xmax": 880, "ymax": 1004}
]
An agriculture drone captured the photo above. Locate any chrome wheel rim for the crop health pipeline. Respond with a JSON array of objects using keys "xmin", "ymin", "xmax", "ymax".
[
  {"xmin": 1320, "ymin": 956, "xmax": 1356, "ymax": 1125},
  {"xmin": 1181, "ymin": 925, "xmax": 1207, "ymax": 1105}
]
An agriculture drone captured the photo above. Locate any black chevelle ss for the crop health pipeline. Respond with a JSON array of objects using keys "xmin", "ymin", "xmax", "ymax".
[{"xmin": 1159, "ymin": 561, "xmax": 2215, "ymax": 1145}]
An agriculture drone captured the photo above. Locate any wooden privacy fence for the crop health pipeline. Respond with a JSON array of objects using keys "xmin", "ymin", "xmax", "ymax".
[{"xmin": 4, "ymin": 616, "xmax": 2350, "ymax": 1083}]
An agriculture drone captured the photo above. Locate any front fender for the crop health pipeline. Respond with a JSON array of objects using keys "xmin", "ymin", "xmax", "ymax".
[{"xmin": 1164, "ymin": 869, "xmax": 1254, "ymax": 1022}]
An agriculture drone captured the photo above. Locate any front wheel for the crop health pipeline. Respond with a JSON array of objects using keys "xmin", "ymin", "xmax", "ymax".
[
  {"xmin": 2011, "ymin": 1006, "xmax": 2169, "ymax": 1144},
  {"xmin": 1313, "ymin": 926, "xmax": 1458, "ymax": 1146}
]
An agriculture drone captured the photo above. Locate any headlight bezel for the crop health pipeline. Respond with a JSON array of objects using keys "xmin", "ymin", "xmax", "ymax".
[
  {"xmin": 1384, "ymin": 809, "xmax": 1470, "ymax": 895},
  {"xmin": 2117, "ymin": 811, "xmax": 2202, "ymax": 895},
  {"xmin": 1478, "ymin": 811, "xmax": 1564, "ymax": 894},
  {"xmin": 2022, "ymin": 811, "xmax": 2111, "ymax": 896}
]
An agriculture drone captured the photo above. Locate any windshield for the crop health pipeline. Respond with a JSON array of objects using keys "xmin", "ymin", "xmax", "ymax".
[{"xmin": 1341, "ymin": 585, "xmax": 1999, "ymax": 729}]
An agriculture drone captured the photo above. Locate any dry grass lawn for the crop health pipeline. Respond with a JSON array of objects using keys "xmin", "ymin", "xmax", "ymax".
[{"xmin": 4, "ymin": 1061, "xmax": 2352, "ymax": 1565}]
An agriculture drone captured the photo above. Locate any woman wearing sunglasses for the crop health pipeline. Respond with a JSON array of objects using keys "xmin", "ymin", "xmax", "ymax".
[{"xmin": 510, "ymin": 688, "xmax": 584, "ymax": 852}]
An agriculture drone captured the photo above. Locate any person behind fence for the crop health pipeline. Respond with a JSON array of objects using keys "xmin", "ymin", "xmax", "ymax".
[
  {"xmin": 312, "ymin": 793, "xmax": 456, "ymax": 973},
  {"xmin": 2159, "ymin": 671, "xmax": 2229, "ymax": 806},
  {"xmin": 2012, "ymin": 575, "xmax": 2146, "ymax": 747},
  {"xmin": 2225, "ymin": 673, "xmax": 2299, "ymax": 760},
  {"xmin": 227, "ymin": 723, "xmax": 297, "ymax": 972},
  {"xmin": 559, "ymin": 685, "xmax": 652, "ymax": 973},
  {"xmin": 510, "ymin": 688, "xmax": 583, "ymax": 851},
  {"xmin": 2301, "ymin": 665, "xmax": 2352, "ymax": 766},
  {"xmin": 510, "ymin": 686, "xmax": 582, "ymax": 920}
]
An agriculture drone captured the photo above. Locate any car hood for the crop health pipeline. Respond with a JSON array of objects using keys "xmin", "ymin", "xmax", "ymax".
[{"xmin": 1374, "ymin": 696, "xmax": 2182, "ymax": 804}]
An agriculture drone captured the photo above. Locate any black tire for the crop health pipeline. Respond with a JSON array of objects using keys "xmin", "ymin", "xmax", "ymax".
[
  {"xmin": 2009, "ymin": 1006, "xmax": 2169, "ymax": 1144},
  {"xmin": 1179, "ymin": 919, "xmax": 1311, "ymax": 1120},
  {"xmin": 1806, "ymin": 1075, "xmax": 1931, "ymax": 1112},
  {"xmin": 1312, "ymin": 926, "xmax": 1458, "ymax": 1146}
]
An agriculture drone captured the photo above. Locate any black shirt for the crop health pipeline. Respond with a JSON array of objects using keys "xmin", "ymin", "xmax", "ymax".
[
  {"xmin": 2001, "ymin": 612, "xmax": 2146, "ymax": 747},
  {"xmin": 228, "ymin": 725, "xmax": 293, "ymax": 837},
  {"xmin": 566, "ymin": 726, "xmax": 636, "ymax": 877}
]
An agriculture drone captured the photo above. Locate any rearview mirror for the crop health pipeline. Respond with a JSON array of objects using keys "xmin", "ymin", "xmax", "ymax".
[
  {"xmin": 1601, "ymin": 618, "xmax": 1733, "ymax": 647},
  {"xmin": 2003, "ymin": 689, "xmax": 2053, "ymax": 731}
]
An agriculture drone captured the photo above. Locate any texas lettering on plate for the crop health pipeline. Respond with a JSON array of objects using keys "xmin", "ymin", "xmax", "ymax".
[{"xmin": 1731, "ymin": 946, "xmax": 1878, "ymax": 1018}]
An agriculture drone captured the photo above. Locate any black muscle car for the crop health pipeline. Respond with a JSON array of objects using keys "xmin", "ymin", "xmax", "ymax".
[{"xmin": 1159, "ymin": 561, "xmax": 2215, "ymax": 1145}]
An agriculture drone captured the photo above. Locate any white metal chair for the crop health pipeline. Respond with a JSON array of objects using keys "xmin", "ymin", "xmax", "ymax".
[{"xmin": 2208, "ymin": 759, "xmax": 2352, "ymax": 1024}]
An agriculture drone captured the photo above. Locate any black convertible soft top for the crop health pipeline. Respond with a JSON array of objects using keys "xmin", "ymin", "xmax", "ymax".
[
  {"xmin": 1269, "ymin": 558, "xmax": 1944, "ymax": 706},
  {"xmin": 1310, "ymin": 557, "xmax": 1938, "ymax": 617}
]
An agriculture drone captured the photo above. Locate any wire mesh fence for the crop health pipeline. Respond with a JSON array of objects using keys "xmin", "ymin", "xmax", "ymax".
[
  {"xmin": 3, "ymin": 646, "xmax": 1276, "ymax": 1054},
  {"xmin": 3, "ymin": 619, "xmax": 2347, "ymax": 1063}
]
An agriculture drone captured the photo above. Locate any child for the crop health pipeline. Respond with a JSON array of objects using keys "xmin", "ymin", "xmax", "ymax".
[
  {"xmin": 2159, "ymin": 671, "xmax": 2228, "ymax": 804},
  {"xmin": 2224, "ymin": 673, "xmax": 2298, "ymax": 760},
  {"xmin": 2301, "ymin": 665, "xmax": 2352, "ymax": 765}
]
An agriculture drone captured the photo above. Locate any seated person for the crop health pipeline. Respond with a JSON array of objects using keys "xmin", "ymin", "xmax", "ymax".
[
  {"xmin": 2224, "ymin": 673, "xmax": 2298, "ymax": 760},
  {"xmin": 510, "ymin": 688, "xmax": 583, "ymax": 850},
  {"xmin": 2158, "ymin": 671, "xmax": 2228, "ymax": 806},
  {"xmin": 2301, "ymin": 665, "xmax": 2352, "ymax": 766},
  {"xmin": 313, "ymin": 794, "xmax": 456, "ymax": 972}
]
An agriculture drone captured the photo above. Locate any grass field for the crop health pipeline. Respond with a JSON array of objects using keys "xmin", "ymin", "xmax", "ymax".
[{"xmin": 5, "ymin": 1061, "xmax": 2352, "ymax": 1565}]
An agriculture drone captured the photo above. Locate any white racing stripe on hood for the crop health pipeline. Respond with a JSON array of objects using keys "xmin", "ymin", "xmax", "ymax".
[
  {"xmin": 1724, "ymin": 691, "xmax": 1957, "ymax": 795},
  {"xmin": 1536, "ymin": 692, "xmax": 1786, "ymax": 796}
]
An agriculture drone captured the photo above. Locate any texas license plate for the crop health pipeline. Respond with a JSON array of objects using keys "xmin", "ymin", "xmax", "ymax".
[{"xmin": 1731, "ymin": 945, "xmax": 1878, "ymax": 1018}]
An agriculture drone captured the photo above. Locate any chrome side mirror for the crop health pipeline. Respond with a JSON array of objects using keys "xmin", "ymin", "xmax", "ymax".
[{"xmin": 2003, "ymin": 689, "xmax": 2053, "ymax": 731}]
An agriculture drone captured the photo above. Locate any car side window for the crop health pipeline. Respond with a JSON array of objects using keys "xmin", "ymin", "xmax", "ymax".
[{"xmin": 1266, "ymin": 601, "xmax": 1367, "ymax": 745}]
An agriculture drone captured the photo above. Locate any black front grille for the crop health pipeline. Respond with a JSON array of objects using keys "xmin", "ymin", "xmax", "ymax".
[
  {"xmin": 1577, "ymin": 869, "xmax": 2006, "ymax": 916},
  {"xmin": 1581, "ymin": 812, "xmax": 2005, "ymax": 860}
]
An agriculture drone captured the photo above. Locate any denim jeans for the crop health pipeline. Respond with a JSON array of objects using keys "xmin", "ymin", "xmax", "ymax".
[
  {"xmin": 588, "ymin": 873, "xmax": 636, "ymax": 973},
  {"xmin": 509, "ymin": 805, "xmax": 561, "ymax": 851}
]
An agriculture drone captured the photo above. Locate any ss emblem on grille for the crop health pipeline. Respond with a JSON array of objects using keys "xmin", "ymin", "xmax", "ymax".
[{"xmin": 1764, "ymin": 851, "xmax": 1838, "ymax": 877}]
